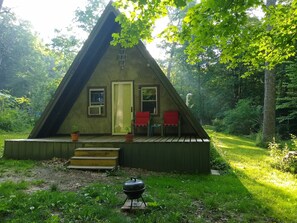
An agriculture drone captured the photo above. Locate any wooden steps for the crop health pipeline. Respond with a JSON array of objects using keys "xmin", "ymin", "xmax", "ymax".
[
  {"xmin": 68, "ymin": 147, "xmax": 120, "ymax": 170},
  {"xmin": 74, "ymin": 148, "xmax": 119, "ymax": 157}
]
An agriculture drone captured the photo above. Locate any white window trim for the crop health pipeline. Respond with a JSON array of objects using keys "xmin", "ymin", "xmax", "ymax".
[
  {"xmin": 88, "ymin": 88, "xmax": 105, "ymax": 116},
  {"xmin": 141, "ymin": 86, "xmax": 158, "ymax": 115}
]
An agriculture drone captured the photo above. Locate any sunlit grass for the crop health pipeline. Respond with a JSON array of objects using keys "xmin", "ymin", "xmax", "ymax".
[{"xmin": 208, "ymin": 128, "xmax": 297, "ymax": 222}]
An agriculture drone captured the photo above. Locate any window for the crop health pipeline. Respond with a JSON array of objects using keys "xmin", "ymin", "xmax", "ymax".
[
  {"xmin": 141, "ymin": 86, "xmax": 158, "ymax": 115},
  {"xmin": 88, "ymin": 88, "xmax": 105, "ymax": 116}
]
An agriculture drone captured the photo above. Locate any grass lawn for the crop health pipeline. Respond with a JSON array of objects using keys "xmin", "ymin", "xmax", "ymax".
[
  {"xmin": 0, "ymin": 131, "xmax": 35, "ymax": 176},
  {"xmin": 209, "ymin": 129, "xmax": 297, "ymax": 223},
  {"xmin": 0, "ymin": 130, "xmax": 296, "ymax": 222}
]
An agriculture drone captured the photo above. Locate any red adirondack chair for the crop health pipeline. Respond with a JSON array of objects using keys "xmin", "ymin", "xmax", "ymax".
[
  {"xmin": 163, "ymin": 111, "xmax": 181, "ymax": 137},
  {"xmin": 133, "ymin": 112, "xmax": 150, "ymax": 136}
]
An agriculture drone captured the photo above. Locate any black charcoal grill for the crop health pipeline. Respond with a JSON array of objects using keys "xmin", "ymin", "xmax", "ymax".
[{"xmin": 123, "ymin": 177, "xmax": 146, "ymax": 209}]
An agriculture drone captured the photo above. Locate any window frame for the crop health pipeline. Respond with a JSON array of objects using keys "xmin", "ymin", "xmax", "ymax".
[
  {"xmin": 140, "ymin": 85, "xmax": 159, "ymax": 116},
  {"xmin": 88, "ymin": 87, "xmax": 106, "ymax": 117}
]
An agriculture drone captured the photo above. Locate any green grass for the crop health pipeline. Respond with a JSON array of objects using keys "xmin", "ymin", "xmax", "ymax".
[
  {"xmin": 0, "ymin": 130, "xmax": 296, "ymax": 222},
  {"xmin": 0, "ymin": 131, "xmax": 35, "ymax": 174},
  {"xmin": 209, "ymin": 129, "xmax": 297, "ymax": 223}
]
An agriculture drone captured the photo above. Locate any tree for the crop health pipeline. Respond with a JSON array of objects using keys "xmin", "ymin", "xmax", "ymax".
[
  {"xmin": 74, "ymin": 0, "xmax": 107, "ymax": 33},
  {"xmin": 48, "ymin": 28, "xmax": 80, "ymax": 74},
  {"xmin": 112, "ymin": 0, "xmax": 297, "ymax": 143},
  {"xmin": 0, "ymin": 9, "xmax": 68, "ymax": 121},
  {"xmin": 47, "ymin": 0, "xmax": 107, "ymax": 75},
  {"xmin": 277, "ymin": 59, "xmax": 297, "ymax": 136},
  {"xmin": 0, "ymin": 1, "xmax": 110, "ymax": 123},
  {"xmin": 263, "ymin": 0, "xmax": 276, "ymax": 143},
  {"xmin": 0, "ymin": 10, "xmax": 40, "ymax": 95},
  {"xmin": 0, "ymin": 0, "xmax": 3, "ymax": 11}
]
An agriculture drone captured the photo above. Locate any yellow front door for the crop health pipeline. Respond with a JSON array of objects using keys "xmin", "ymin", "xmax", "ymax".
[{"xmin": 112, "ymin": 82, "xmax": 133, "ymax": 135}]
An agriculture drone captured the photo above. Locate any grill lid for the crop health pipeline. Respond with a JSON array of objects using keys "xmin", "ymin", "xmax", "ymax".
[{"xmin": 123, "ymin": 177, "xmax": 145, "ymax": 191}]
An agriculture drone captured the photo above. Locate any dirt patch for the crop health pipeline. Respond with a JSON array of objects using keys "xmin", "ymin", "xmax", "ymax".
[{"xmin": 0, "ymin": 158, "xmax": 148, "ymax": 193}]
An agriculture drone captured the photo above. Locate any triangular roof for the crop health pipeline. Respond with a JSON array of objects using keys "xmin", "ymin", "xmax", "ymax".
[{"xmin": 29, "ymin": 2, "xmax": 209, "ymax": 139}]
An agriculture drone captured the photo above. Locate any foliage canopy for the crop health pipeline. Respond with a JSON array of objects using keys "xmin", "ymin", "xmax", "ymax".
[{"xmin": 113, "ymin": 0, "xmax": 297, "ymax": 74}]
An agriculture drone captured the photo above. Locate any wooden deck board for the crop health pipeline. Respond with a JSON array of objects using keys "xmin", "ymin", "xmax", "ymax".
[
  {"xmin": 171, "ymin": 137, "xmax": 180, "ymax": 143},
  {"xmin": 165, "ymin": 137, "xmax": 175, "ymax": 143},
  {"xmin": 184, "ymin": 136, "xmax": 191, "ymax": 143}
]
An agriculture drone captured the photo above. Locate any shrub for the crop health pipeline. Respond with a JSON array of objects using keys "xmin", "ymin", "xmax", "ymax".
[
  {"xmin": 269, "ymin": 137, "xmax": 297, "ymax": 174},
  {"xmin": 0, "ymin": 108, "xmax": 32, "ymax": 132},
  {"xmin": 283, "ymin": 152, "xmax": 297, "ymax": 174},
  {"xmin": 0, "ymin": 92, "xmax": 33, "ymax": 132},
  {"xmin": 212, "ymin": 118, "xmax": 225, "ymax": 132},
  {"xmin": 223, "ymin": 99, "xmax": 261, "ymax": 135},
  {"xmin": 210, "ymin": 142, "xmax": 230, "ymax": 173},
  {"xmin": 255, "ymin": 129, "xmax": 265, "ymax": 147}
]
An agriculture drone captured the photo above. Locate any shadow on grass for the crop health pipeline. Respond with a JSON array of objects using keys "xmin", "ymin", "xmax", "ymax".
[
  {"xmin": 233, "ymin": 168, "xmax": 297, "ymax": 223},
  {"xmin": 206, "ymin": 129, "xmax": 296, "ymax": 223},
  {"xmin": 140, "ymin": 171, "xmax": 279, "ymax": 223}
]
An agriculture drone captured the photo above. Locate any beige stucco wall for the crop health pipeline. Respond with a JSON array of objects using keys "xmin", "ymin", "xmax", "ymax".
[{"xmin": 58, "ymin": 44, "xmax": 193, "ymax": 135}]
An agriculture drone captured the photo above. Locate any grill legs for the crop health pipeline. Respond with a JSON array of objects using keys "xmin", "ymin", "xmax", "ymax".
[{"xmin": 123, "ymin": 196, "xmax": 146, "ymax": 209}]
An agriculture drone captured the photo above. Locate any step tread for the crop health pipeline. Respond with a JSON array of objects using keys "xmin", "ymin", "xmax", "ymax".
[
  {"xmin": 67, "ymin": 165, "xmax": 116, "ymax": 170},
  {"xmin": 71, "ymin": 156, "xmax": 118, "ymax": 160},
  {"xmin": 75, "ymin": 148, "xmax": 120, "ymax": 151}
]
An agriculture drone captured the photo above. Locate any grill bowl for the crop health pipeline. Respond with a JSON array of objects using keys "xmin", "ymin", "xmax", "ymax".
[
  {"xmin": 123, "ymin": 188, "xmax": 145, "ymax": 199},
  {"xmin": 123, "ymin": 178, "xmax": 145, "ymax": 199}
]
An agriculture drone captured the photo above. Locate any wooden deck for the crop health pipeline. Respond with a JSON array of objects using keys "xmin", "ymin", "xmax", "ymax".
[
  {"xmin": 4, "ymin": 135, "xmax": 210, "ymax": 173},
  {"xmin": 5, "ymin": 135, "xmax": 209, "ymax": 143}
]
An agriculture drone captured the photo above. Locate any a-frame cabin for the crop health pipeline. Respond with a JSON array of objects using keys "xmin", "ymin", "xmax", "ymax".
[{"xmin": 4, "ymin": 2, "xmax": 210, "ymax": 173}]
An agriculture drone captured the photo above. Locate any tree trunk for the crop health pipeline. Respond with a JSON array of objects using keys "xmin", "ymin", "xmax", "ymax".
[
  {"xmin": 166, "ymin": 43, "xmax": 176, "ymax": 80},
  {"xmin": 0, "ymin": 0, "xmax": 3, "ymax": 11},
  {"xmin": 262, "ymin": 0, "xmax": 277, "ymax": 144},
  {"xmin": 0, "ymin": 0, "xmax": 3, "ymax": 66},
  {"xmin": 262, "ymin": 68, "xmax": 276, "ymax": 143}
]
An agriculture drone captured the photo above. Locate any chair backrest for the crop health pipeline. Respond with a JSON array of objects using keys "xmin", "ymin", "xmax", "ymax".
[
  {"xmin": 163, "ymin": 111, "xmax": 179, "ymax": 126},
  {"xmin": 135, "ymin": 112, "xmax": 150, "ymax": 126}
]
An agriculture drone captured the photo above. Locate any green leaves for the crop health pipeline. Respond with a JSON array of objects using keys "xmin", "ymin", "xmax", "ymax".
[
  {"xmin": 112, "ymin": 0, "xmax": 181, "ymax": 48},
  {"xmin": 113, "ymin": 0, "xmax": 297, "ymax": 75},
  {"xmin": 74, "ymin": 0, "xmax": 106, "ymax": 33},
  {"xmin": 174, "ymin": 0, "xmax": 187, "ymax": 7},
  {"xmin": 276, "ymin": 60, "xmax": 297, "ymax": 124}
]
